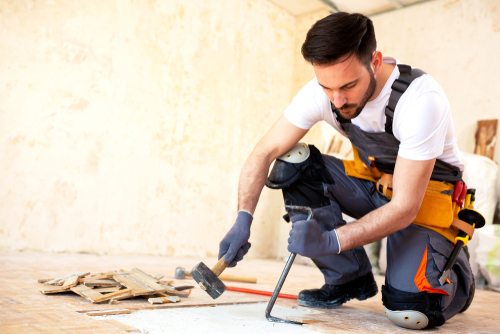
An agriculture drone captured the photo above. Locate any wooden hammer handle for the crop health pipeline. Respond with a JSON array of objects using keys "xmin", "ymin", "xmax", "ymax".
[
  {"xmin": 218, "ymin": 275, "xmax": 257, "ymax": 284},
  {"xmin": 185, "ymin": 272, "xmax": 256, "ymax": 283},
  {"xmin": 212, "ymin": 255, "xmax": 230, "ymax": 277}
]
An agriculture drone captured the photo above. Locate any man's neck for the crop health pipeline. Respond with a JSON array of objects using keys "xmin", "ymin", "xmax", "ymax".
[{"xmin": 369, "ymin": 62, "xmax": 396, "ymax": 102}]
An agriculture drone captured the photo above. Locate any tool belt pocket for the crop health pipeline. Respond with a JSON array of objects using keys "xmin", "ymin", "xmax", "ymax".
[{"xmin": 414, "ymin": 181, "xmax": 454, "ymax": 229}]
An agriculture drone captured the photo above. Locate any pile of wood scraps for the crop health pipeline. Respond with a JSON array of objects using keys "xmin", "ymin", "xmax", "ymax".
[{"xmin": 38, "ymin": 268, "xmax": 192, "ymax": 305}]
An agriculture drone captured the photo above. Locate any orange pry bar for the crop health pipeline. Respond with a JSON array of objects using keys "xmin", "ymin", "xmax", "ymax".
[{"xmin": 225, "ymin": 286, "xmax": 298, "ymax": 300}]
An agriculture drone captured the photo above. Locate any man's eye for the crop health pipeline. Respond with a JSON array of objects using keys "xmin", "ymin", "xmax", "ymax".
[{"xmin": 345, "ymin": 84, "xmax": 355, "ymax": 89}]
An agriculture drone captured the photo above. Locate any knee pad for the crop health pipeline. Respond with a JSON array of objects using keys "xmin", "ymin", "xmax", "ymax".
[
  {"xmin": 265, "ymin": 143, "xmax": 333, "ymax": 208},
  {"xmin": 382, "ymin": 284, "xmax": 445, "ymax": 330}
]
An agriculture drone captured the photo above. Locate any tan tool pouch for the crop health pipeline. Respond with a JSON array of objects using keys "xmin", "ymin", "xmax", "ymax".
[
  {"xmin": 378, "ymin": 174, "xmax": 460, "ymax": 243},
  {"xmin": 342, "ymin": 148, "xmax": 464, "ymax": 243}
]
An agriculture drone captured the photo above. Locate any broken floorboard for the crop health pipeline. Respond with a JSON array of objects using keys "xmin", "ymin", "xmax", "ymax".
[{"xmin": 0, "ymin": 251, "xmax": 499, "ymax": 333}]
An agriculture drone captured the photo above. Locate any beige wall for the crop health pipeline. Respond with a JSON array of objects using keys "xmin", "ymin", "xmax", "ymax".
[
  {"xmin": 0, "ymin": 0, "xmax": 296, "ymax": 257},
  {"xmin": 1, "ymin": 0, "xmax": 498, "ymax": 259},
  {"xmin": 275, "ymin": 8, "xmax": 331, "ymax": 259}
]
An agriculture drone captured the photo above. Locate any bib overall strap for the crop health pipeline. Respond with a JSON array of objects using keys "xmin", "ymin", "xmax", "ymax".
[{"xmin": 385, "ymin": 64, "xmax": 425, "ymax": 135}]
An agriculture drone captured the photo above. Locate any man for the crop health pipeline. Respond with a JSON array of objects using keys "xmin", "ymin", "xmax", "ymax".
[{"xmin": 218, "ymin": 12, "xmax": 473, "ymax": 330}]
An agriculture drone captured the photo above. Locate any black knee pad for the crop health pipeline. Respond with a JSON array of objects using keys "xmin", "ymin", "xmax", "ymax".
[
  {"xmin": 265, "ymin": 144, "xmax": 333, "ymax": 209},
  {"xmin": 382, "ymin": 283, "xmax": 445, "ymax": 329}
]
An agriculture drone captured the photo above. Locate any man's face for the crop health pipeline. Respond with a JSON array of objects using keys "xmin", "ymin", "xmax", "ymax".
[{"xmin": 313, "ymin": 55, "xmax": 376, "ymax": 120}]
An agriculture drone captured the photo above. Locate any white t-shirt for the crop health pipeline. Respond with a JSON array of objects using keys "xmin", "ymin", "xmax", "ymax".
[{"xmin": 284, "ymin": 56, "xmax": 464, "ymax": 171}]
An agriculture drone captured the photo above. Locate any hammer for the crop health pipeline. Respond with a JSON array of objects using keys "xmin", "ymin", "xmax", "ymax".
[{"xmin": 190, "ymin": 255, "xmax": 230, "ymax": 299}]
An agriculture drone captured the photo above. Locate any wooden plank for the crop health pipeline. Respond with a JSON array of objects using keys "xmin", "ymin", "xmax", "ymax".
[
  {"xmin": 164, "ymin": 289, "xmax": 191, "ymax": 298},
  {"xmin": 44, "ymin": 272, "xmax": 90, "ymax": 285},
  {"xmin": 109, "ymin": 292, "xmax": 134, "ymax": 302},
  {"xmin": 78, "ymin": 300, "xmax": 261, "ymax": 313},
  {"xmin": 130, "ymin": 268, "xmax": 166, "ymax": 293},
  {"xmin": 62, "ymin": 276, "xmax": 80, "ymax": 289},
  {"xmin": 95, "ymin": 289, "xmax": 132, "ymax": 303},
  {"xmin": 72, "ymin": 285, "xmax": 132, "ymax": 303},
  {"xmin": 39, "ymin": 284, "xmax": 71, "ymax": 294},
  {"xmin": 37, "ymin": 278, "xmax": 55, "ymax": 283},
  {"xmin": 93, "ymin": 287, "xmax": 122, "ymax": 293},
  {"xmin": 88, "ymin": 274, "xmax": 107, "ymax": 280},
  {"xmin": 148, "ymin": 296, "xmax": 180, "ymax": 304},
  {"xmin": 159, "ymin": 280, "xmax": 174, "ymax": 285},
  {"xmin": 113, "ymin": 274, "xmax": 155, "ymax": 296},
  {"xmin": 83, "ymin": 279, "xmax": 121, "ymax": 287},
  {"xmin": 86, "ymin": 309, "xmax": 131, "ymax": 316},
  {"xmin": 153, "ymin": 274, "xmax": 164, "ymax": 280},
  {"xmin": 158, "ymin": 283, "xmax": 175, "ymax": 291},
  {"xmin": 104, "ymin": 270, "xmax": 130, "ymax": 279},
  {"xmin": 71, "ymin": 285, "xmax": 106, "ymax": 303}
]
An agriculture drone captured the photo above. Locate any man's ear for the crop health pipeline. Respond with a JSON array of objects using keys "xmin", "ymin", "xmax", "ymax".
[{"xmin": 371, "ymin": 51, "xmax": 383, "ymax": 76}]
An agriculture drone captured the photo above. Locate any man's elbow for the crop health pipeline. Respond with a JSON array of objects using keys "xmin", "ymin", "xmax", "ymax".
[{"xmin": 392, "ymin": 200, "xmax": 420, "ymax": 229}]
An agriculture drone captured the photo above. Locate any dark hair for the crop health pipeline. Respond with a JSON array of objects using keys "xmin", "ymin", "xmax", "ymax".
[{"xmin": 301, "ymin": 12, "xmax": 376, "ymax": 68}]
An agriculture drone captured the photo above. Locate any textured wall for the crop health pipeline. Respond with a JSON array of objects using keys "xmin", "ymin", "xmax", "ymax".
[
  {"xmin": 2, "ymin": 0, "xmax": 497, "ymax": 259},
  {"xmin": 372, "ymin": 0, "xmax": 500, "ymax": 164},
  {"xmin": 0, "ymin": 0, "xmax": 295, "ymax": 257},
  {"xmin": 275, "ymin": 8, "xmax": 331, "ymax": 259}
]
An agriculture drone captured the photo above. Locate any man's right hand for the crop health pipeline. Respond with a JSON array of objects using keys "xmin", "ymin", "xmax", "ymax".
[{"xmin": 218, "ymin": 211, "xmax": 253, "ymax": 267}]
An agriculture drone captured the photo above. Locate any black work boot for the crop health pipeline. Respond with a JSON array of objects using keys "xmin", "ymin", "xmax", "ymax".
[{"xmin": 298, "ymin": 272, "xmax": 378, "ymax": 309}]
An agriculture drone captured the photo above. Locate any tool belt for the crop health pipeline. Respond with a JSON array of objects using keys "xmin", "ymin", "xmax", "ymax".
[{"xmin": 342, "ymin": 147, "xmax": 477, "ymax": 243}]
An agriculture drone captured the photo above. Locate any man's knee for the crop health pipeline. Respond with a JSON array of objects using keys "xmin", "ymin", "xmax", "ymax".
[
  {"xmin": 266, "ymin": 143, "xmax": 333, "ymax": 208},
  {"xmin": 382, "ymin": 283, "xmax": 445, "ymax": 330}
]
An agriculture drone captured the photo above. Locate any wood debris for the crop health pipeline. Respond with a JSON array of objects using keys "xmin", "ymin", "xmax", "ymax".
[
  {"xmin": 83, "ymin": 279, "xmax": 122, "ymax": 287},
  {"xmin": 86, "ymin": 309, "xmax": 132, "ymax": 316},
  {"xmin": 164, "ymin": 289, "xmax": 191, "ymax": 298},
  {"xmin": 38, "ymin": 268, "xmax": 186, "ymax": 305},
  {"xmin": 62, "ymin": 276, "xmax": 80, "ymax": 289},
  {"xmin": 44, "ymin": 272, "xmax": 90, "ymax": 285},
  {"xmin": 148, "ymin": 296, "xmax": 180, "ymax": 304}
]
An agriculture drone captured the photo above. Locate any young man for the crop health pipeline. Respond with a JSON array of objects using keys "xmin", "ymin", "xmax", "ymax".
[{"xmin": 218, "ymin": 12, "xmax": 473, "ymax": 330}]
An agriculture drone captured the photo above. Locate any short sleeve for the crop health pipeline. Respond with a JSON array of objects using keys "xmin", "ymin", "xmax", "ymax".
[
  {"xmin": 394, "ymin": 91, "xmax": 450, "ymax": 161},
  {"xmin": 284, "ymin": 78, "xmax": 325, "ymax": 130}
]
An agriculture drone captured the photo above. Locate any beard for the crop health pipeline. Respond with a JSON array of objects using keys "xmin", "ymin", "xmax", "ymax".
[{"xmin": 338, "ymin": 70, "xmax": 377, "ymax": 120}]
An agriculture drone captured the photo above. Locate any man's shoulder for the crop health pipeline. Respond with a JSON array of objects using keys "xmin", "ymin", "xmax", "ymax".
[{"xmin": 398, "ymin": 71, "xmax": 449, "ymax": 109}]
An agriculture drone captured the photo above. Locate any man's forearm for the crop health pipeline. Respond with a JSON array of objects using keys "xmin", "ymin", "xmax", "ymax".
[
  {"xmin": 336, "ymin": 156, "xmax": 434, "ymax": 252},
  {"xmin": 336, "ymin": 201, "xmax": 417, "ymax": 251},
  {"xmin": 237, "ymin": 150, "xmax": 273, "ymax": 214}
]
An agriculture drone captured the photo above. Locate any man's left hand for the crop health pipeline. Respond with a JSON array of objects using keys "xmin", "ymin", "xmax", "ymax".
[{"xmin": 287, "ymin": 218, "xmax": 340, "ymax": 259}]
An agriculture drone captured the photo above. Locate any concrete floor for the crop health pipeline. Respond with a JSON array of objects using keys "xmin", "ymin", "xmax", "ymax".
[
  {"xmin": 95, "ymin": 303, "xmax": 321, "ymax": 334},
  {"xmin": 1, "ymin": 251, "xmax": 499, "ymax": 333}
]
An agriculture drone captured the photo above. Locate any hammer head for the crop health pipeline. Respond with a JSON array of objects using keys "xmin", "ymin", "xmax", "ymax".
[{"xmin": 190, "ymin": 262, "xmax": 226, "ymax": 299}]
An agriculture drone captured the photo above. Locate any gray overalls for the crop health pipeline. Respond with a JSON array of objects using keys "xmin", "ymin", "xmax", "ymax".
[{"xmin": 266, "ymin": 64, "xmax": 473, "ymax": 323}]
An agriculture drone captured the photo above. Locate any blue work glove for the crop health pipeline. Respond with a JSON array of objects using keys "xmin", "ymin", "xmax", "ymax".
[
  {"xmin": 288, "ymin": 218, "xmax": 340, "ymax": 259},
  {"xmin": 218, "ymin": 211, "xmax": 253, "ymax": 267}
]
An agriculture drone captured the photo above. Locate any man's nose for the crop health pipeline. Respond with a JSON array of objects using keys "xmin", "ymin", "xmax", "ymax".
[{"xmin": 332, "ymin": 91, "xmax": 347, "ymax": 109}]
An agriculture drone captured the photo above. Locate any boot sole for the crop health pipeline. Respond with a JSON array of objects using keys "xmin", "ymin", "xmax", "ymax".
[{"xmin": 297, "ymin": 282, "xmax": 378, "ymax": 309}]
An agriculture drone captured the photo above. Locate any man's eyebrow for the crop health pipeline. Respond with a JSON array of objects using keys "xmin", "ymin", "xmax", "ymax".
[{"xmin": 318, "ymin": 79, "xmax": 358, "ymax": 90}]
